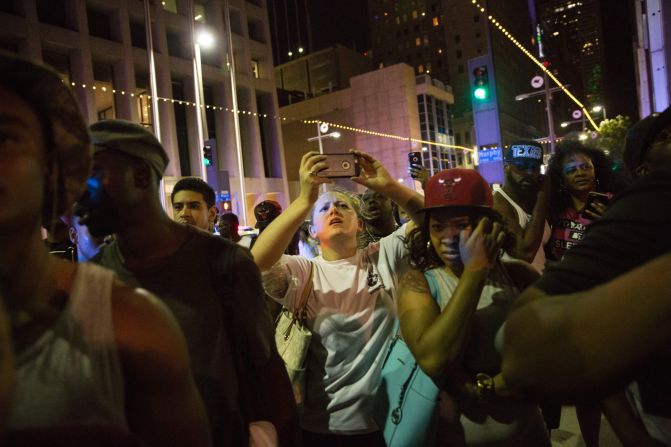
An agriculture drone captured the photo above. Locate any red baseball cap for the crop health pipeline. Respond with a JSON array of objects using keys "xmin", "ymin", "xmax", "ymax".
[{"xmin": 421, "ymin": 169, "xmax": 493, "ymax": 211}]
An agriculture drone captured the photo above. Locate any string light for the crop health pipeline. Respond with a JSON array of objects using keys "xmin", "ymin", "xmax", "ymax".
[
  {"xmin": 470, "ymin": 1, "xmax": 598, "ymax": 131},
  {"xmin": 67, "ymin": 81, "xmax": 472, "ymax": 153}
]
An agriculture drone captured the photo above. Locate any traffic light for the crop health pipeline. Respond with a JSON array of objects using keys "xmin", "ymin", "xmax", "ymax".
[
  {"xmin": 472, "ymin": 65, "xmax": 489, "ymax": 101},
  {"xmin": 203, "ymin": 144, "xmax": 213, "ymax": 167}
]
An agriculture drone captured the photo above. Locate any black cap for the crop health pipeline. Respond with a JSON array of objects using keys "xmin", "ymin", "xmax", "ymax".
[
  {"xmin": 623, "ymin": 107, "xmax": 671, "ymax": 175},
  {"xmin": 254, "ymin": 200, "xmax": 282, "ymax": 228},
  {"xmin": 504, "ymin": 140, "xmax": 544, "ymax": 163}
]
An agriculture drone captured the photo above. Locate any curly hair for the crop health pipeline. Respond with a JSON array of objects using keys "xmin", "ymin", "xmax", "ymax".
[
  {"xmin": 405, "ymin": 206, "xmax": 503, "ymax": 272},
  {"xmin": 546, "ymin": 140, "xmax": 626, "ymax": 218}
]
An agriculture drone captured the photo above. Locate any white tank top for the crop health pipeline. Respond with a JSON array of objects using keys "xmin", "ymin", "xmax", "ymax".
[
  {"xmin": 494, "ymin": 187, "xmax": 550, "ymax": 272},
  {"xmin": 9, "ymin": 263, "xmax": 128, "ymax": 430}
]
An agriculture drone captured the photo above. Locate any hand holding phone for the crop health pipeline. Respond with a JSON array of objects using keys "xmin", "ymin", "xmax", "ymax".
[
  {"xmin": 316, "ymin": 153, "xmax": 360, "ymax": 178},
  {"xmin": 583, "ymin": 191, "xmax": 611, "ymax": 219}
]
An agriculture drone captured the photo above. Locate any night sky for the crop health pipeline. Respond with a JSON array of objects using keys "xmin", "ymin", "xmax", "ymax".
[{"xmin": 268, "ymin": 0, "xmax": 371, "ymax": 65}]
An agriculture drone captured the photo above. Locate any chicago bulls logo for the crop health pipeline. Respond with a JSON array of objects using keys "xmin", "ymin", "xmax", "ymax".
[{"xmin": 438, "ymin": 176, "xmax": 462, "ymax": 200}]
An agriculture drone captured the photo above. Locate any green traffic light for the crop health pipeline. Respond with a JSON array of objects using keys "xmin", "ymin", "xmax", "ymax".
[
  {"xmin": 474, "ymin": 87, "xmax": 488, "ymax": 100},
  {"xmin": 204, "ymin": 159, "xmax": 211, "ymax": 166}
]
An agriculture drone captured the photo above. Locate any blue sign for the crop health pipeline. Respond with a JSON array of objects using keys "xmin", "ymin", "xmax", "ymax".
[{"xmin": 478, "ymin": 147, "xmax": 502, "ymax": 164}]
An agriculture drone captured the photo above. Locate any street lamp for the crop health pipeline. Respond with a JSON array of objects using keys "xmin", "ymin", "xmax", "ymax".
[
  {"xmin": 591, "ymin": 104, "xmax": 607, "ymax": 120},
  {"xmin": 307, "ymin": 122, "xmax": 341, "ymax": 154},
  {"xmin": 192, "ymin": 27, "xmax": 214, "ymax": 181}
]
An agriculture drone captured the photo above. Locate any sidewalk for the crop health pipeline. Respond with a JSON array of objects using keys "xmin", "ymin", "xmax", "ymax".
[{"xmin": 551, "ymin": 406, "xmax": 624, "ymax": 447}]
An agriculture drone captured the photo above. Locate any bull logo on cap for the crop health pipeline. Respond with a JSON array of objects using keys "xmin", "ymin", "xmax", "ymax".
[{"xmin": 438, "ymin": 176, "xmax": 462, "ymax": 200}]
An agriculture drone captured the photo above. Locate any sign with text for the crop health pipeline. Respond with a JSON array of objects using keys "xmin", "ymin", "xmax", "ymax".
[{"xmin": 478, "ymin": 146, "xmax": 502, "ymax": 164}]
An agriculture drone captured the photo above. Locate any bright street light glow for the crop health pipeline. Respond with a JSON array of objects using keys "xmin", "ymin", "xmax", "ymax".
[
  {"xmin": 288, "ymin": 51, "xmax": 293, "ymax": 57},
  {"xmin": 196, "ymin": 30, "xmax": 215, "ymax": 48},
  {"xmin": 561, "ymin": 122, "xmax": 569, "ymax": 128},
  {"xmin": 579, "ymin": 133, "xmax": 588, "ymax": 141},
  {"xmin": 331, "ymin": 131, "xmax": 341, "ymax": 138},
  {"xmin": 298, "ymin": 47, "xmax": 304, "ymax": 53},
  {"xmin": 592, "ymin": 105, "xmax": 603, "ymax": 113}
]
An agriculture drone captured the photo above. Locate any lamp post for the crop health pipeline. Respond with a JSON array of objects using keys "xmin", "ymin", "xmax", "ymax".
[
  {"xmin": 191, "ymin": 24, "xmax": 214, "ymax": 182},
  {"xmin": 308, "ymin": 122, "xmax": 340, "ymax": 154}
]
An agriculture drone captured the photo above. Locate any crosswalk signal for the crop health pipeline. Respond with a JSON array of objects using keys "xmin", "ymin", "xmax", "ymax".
[
  {"xmin": 472, "ymin": 65, "xmax": 489, "ymax": 101},
  {"xmin": 203, "ymin": 144, "xmax": 213, "ymax": 167}
]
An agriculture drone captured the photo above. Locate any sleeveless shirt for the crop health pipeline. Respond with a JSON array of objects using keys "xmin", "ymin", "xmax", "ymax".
[
  {"xmin": 494, "ymin": 187, "xmax": 550, "ymax": 272},
  {"xmin": 9, "ymin": 263, "xmax": 127, "ymax": 430}
]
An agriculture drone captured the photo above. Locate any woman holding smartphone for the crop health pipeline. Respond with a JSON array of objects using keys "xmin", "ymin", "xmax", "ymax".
[
  {"xmin": 546, "ymin": 140, "xmax": 624, "ymax": 261},
  {"xmin": 252, "ymin": 150, "xmax": 424, "ymax": 446}
]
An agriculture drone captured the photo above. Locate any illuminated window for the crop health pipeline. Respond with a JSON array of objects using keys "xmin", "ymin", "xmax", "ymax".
[
  {"xmin": 423, "ymin": 35, "xmax": 429, "ymax": 46},
  {"xmin": 396, "ymin": 16, "xmax": 400, "ymax": 24},
  {"xmin": 415, "ymin": 37, "xmax": 421, "ymax": 46},
  {"xmin": 432, "ymin": 17, "xmax": 439, "ymax": 26},
  {"xmin": 251, "ymin": 60, "xmax": 259, "ymax": 78},
  {"xmin": 418, "ymin": 64, "xmax": 424, "ymax": 73},
  {"xmin": 412, "ymin": 10, "xmax": 418, "ymax": 19},
  {"xmin": 437, "ymin": 47, "xmax": 443, "ymax": 54}
]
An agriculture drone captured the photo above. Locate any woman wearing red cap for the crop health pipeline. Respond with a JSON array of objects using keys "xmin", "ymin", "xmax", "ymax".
[{"xmin": 398, "ymin": 169, "xmax": 550, "ymax": 446}]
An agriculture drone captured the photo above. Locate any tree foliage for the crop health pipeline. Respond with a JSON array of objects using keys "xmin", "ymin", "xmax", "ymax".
[{"xmin": 590, "ymin": 115, "xmax": 632, "ymax": 161}]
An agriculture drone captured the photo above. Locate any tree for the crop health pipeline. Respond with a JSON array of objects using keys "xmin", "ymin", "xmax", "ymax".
[{"xmin": 590, "ymin": 115, "xmax": 632, "ymax": 163}]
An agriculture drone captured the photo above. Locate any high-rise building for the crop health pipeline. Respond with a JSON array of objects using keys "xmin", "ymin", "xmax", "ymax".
[
  {"xmin": 368, "ymin": 0, "xmax": 546, "ymax": 166},
  {"xmin": 536, "ymin": 0, "xmax": 606, "ymax": 120},
  {"xmin": 0, "ymin": 0, "xmax": 289, "ymax": 225},
  {"xmin": 632, "ymin": 0, "xmax": 670, "ymax": 116},
  {"xmin": 277, "ymin": 53, "xmax": 462, "ymax": 196}
]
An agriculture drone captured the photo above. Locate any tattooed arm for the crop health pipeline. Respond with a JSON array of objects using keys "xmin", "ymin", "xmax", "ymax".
[{"xmin": 398, "ymin": 266, "xmax": 488, "ymax": 379}]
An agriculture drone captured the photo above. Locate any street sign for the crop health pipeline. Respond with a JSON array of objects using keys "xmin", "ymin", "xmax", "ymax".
[
  {"xmin": 531, "ymin": 75, "xmax": 544, "ymax": 88},
  {"xmin": 572, "ymin": 110, "xmax": 582, "ymax": 119},
  {"xmin": 478, "ymin": 146, "xmax": 502, "ymax": 163},
  {"xmin": 319, "ymin": 122, "xmax": 329, "ymax": 133}
]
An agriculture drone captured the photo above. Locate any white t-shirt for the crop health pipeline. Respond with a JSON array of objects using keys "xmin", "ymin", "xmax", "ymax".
[{"xmin": 273, "ymin": 224, "xmax": 409, "ymax": 434}]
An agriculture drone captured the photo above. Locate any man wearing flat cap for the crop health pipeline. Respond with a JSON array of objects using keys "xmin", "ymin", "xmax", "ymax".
[
  {"xmin": 504, "ymin": 108, "xmax": 671, "ymax": 444},
  {"xmin": 82, "ymin": 119, "xmax": 298, "ymax": 446}
]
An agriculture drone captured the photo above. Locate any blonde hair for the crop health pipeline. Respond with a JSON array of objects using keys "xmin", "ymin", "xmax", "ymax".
[{"xmin": 308, "ymin": 187, "xmax": 363, "ymax": 222}]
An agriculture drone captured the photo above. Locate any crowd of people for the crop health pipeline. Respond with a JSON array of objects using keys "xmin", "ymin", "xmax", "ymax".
[{"xmin": 1, "ymin": 51, "xmax": 670, "ymax": 447}]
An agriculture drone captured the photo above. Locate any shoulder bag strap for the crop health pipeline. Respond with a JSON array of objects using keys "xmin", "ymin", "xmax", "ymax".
[{"xmin": 295, "ymin": 262, "xmax": 314, "ymax": 323}]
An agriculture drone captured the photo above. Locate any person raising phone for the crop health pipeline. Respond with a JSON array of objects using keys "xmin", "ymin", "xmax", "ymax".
[{"xmin": 252, "ymin": 150, "xmax": 424, "ymax": 446}]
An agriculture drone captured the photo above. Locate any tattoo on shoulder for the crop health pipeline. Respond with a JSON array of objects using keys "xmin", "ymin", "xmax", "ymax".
[{"xmin": 401, "ymin": 270, "xmax": 430, "ymax": 294}]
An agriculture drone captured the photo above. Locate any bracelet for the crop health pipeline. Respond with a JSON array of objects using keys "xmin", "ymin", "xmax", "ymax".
[{"xmin": 475, "ymin": 372, "xmax": 495, "ymax": 400}]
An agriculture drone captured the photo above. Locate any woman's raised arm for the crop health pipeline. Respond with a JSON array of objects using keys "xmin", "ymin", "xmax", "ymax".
[{"xmin": 252, "ymin": 152, "xmax": 330, "ymax": 271}]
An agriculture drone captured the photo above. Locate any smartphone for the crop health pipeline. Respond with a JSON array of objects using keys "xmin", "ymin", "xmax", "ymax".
[
  {"xmin": 317, "ymin": 153, "xmax": 360, "ymax": 178},
  {"xmin": 408, "ymin": 152, "xmax": 423, "ymax": 179},
  {"xmin": 583, "ymin": 191, "xmax": 611, "ymax": 215},
  {"xmin": 408, "ymin": 151, "xmax": 422, "ymax": 168}
]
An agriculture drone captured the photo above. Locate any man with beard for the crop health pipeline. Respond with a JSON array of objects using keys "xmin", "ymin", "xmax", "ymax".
[
  {"xmin": 171, "ymin": 177, "xmax": 217, "ymax": 233},
  {"xmin": 493, "ymin": 140, "xmax": 551, "ymax": 272},
  {"xmin": 358, "ymin": 188, "xmax": 398, "ymax": 247},
  {"xmin": 80, "ymin": 119, "xmax": 299, "ymax": 446}
]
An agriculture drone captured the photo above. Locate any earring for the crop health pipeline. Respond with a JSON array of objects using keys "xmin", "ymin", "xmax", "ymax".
[{"xmin": 426, "ymin": 240, "xmax": 432, "ymax": 249}]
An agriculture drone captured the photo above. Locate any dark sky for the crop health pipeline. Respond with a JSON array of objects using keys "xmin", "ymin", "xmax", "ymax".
[{"xmin": 268, "ymin": 0, "xmax": 370, "ymax": 65}]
